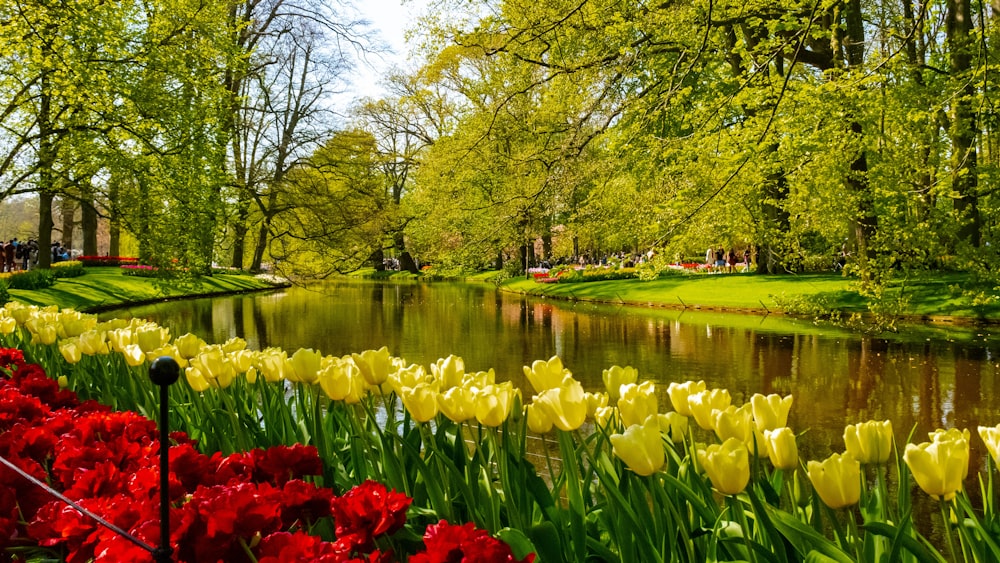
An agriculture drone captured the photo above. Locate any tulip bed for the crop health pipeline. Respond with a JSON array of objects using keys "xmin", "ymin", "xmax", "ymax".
[
  {"xmin": 0, "ymin": 347, "xmax": 533, "ymax": 562},
  {"xmin": 0, "ymin": 301, "xmax": 999, "ymax": 562}
]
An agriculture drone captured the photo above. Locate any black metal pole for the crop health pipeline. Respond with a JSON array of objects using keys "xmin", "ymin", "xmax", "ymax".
[{"xmin": 149, "ymin": 357, "xmax": 179, "ymax": 563}]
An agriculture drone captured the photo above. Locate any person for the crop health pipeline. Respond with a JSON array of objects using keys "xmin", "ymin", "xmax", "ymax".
[
  {"xmin": 705, "ymin": 247, "xmax": 714, "ymax": 270},
  {"xmin": 742, "ymin": 248, "xmax": 752, "ymax": 273},
  {"xmin": 727, "ymin": 248, "xmax": 738, "ymax": 274},
  {"xmin": 3, "ymin": 240, "xmax": 14, "ymax": 272},
  {"xmin": 714, "ymin": 247, "xmax": 726, "ymax": 272}
]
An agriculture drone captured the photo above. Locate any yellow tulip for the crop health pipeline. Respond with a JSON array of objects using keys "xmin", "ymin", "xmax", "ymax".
[
  {"xmin": 0, "ymin": 316, "xmax": 16, "ymax": 335},
  {"xmin": 463, "ymin": 369, "xmax": 495, "ymax": 389},
  {"xmin": 602, "ymin": 365, "xmax": 638, "ymax": 402},
  {"xmin": 59, "ymin": 313, "xmax": 95, "ymax": 338},
  {"xmin": 78, "ymin": 330, "xmax": 109, "ymax": 355},
  {"xmin": 4, "ymin": 302, "xmax": 34, "ymax": 325},
  {"xmin": 317, "ymin": 358, "xmax": 366, "ymax": 402},
  {"xmin": 618, "ymin": 381, "xmax": 658, "ymax": 427},
  {"xmin": 764, "ymin": 428, "xmax": 798, "ymax": 470},
  {"xmin": 185, "ymin": 366, "xmax": 211, "ymax": 392},
  {"xmin": 750, "ymin": 393, "xmax": 793, "ymax": 432},
  {"xmin": 438, "ymin": 386, "xmax": 476, "ymax": 423},
  {"xmin": 352, "ymin": 347, "xmax": 392, "ymax": 386},
  {"xmin": 122, "ymin": 344, "xmax": 146, "ymax": 367},
  {"xmin": 27, "ymin": 320, "xmax": 58, "ymax": 346},
  {"xmin": 657, "ymin": 411, "xmax": 688, "ymax": 443},
  {"xmin": 807, "ymin": 452, "xmax": 861, "ymax": 509},
  {"xmin": 698, "ymin": 437, "xmax": 750, "ymax": 495},
  {"xmin": 610, "ymin": 415, "xmax": 665, "ymax": 476},
  {"xmin": 135, "ymin": 323, "xmax": 170, "ymax": 353},
  {"xmin": 594, "ymin": 405, "xmax": 617, "ymax": 429},
  {"xmin": 584, "ymin": 391, "xmax": 608, "ymax": 418},
  {"xmin": 174, "ymin": 333, "xmax": 205, "ymax": 359},
  {"xmin": 400, "ymin": 383, "xmax": 439, "ymax": 422},
  {"xmin": 390, "ymin": 363, "xmax": 429, "ymax": 395},
  {"xmin": 844, "ymin": 420, "xmax": 893, "ymax": 465},
  {"xmin": 523, "ymin": 356, "xmax": 569, "ymax": 393},
  {"xmin": 289, "ymin": 348, "xmax": 323, "ymax": 385},
  {"xmin": 532, "ymin": 378, "xmax": 587, "ymax": 431},
  {"xmin": 979, "ymin": 424, "xmax": 1000, "ymax": 466},
  {"xmin": 59, "ymin": 339, "xmax": 82, "ymax": 364},
  {"xmin": 255, "ymin": 348, "xmax": 288, "ymax": 383},
  {"xmin": 903, "ymin": 428, "xmax": 970, "ymax": 501},
  {"xmin": 245, "ymin": 366, "xmax": 258, "ymax": 384},
  {"xmin": 688, "ymin": 388, "xmax": 731, "ymax": 430},
  {"xmin": 667, "ymin": 380, "xmax": 706, "ymax": 417},
  {"xmin": 190, "ymin": 346, "xmax": 232, "ymax": 380},
  {"xmin": 474, "ymin": 382, "xmax": 517, "ymax": 427},
  {"xmin": 431, "ymin": 355, "xmax": 465, "ymax": 389},
  {"xmin": 57, "ymin": 375, "xmax": 69, "ymax": 389},
  {"xmin": 107, "ymin": 328, "xmax": 134, "ymax": 354},
  {"xmin": 526, "ymin": 403, "xmax": 554, "ymax": 433},
  {"xmin": 221, "ymin": 337, "xmax": 248, "ymax": 353},
  {"xmin": 228, "ymin": 349, "xmax": 255, "ymax": 374},
  {"xmin": 713, "ymin": 404, "xmax": 755, "ymax": 443}
]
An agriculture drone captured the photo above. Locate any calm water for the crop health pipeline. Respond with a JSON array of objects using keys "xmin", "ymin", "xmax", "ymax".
[{"xmin": 105, "ymin": 280, "xmax": 1000, "ymax": 471}]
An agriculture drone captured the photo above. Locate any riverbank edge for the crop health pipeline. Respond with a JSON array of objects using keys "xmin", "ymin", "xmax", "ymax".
[
  {"xmin": 8, "ymin": 269, "xmax": 291, "ymax": 314},
  {"xmin": 82, "ymin": 280, "xmax": 293, "ymax": 314},
  {"xmin": 495, "ymin": 275, "xmax": 1000, "ymax": 328}
]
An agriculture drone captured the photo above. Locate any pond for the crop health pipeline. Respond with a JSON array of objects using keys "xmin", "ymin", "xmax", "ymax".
[{"xmin": 106, "ymin": 279, "xmax": 1000, "ymax": 486}]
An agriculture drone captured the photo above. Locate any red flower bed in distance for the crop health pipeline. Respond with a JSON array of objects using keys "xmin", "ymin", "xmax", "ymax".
[{"xmin": 0, "ymin": 348, "xmax": 533, "ymax": 563}]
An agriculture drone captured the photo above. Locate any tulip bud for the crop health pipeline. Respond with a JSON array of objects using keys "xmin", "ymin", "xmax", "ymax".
[
  {"xmin": 474, "ymin": 382, "xmax": 517, "ymax": 427},
  {"xmin": 764, "ymin": 427, "xmax": 798, "ymax": 470},
  {"xmin": 59, "ymin": 339, "xmax": 82, "ymax": 364},
  {"xmin": 657, "ymin": 411, "xmax": 688, "ymax": 443},
  {"xmin": 400, "ymin": 383, "xmax": 439, "ymax": 422},
  {"xmin": 526, "ymin": 403, "xmax": 554, "ymax": 433},
  {"xmin": 602, "ymin": 365, "xmax": 638, "ymax": 402},
  {"xmin": 750, "ymin": 393, "xmax": 793, "ymax": 432},
  {"xmin": 844, "ymin": 420, "xmax": 893, "ymax": 465},
  {"xmin": 289, "ymin": 347, "xmax": 323, "ymax": 385},
  {"xmin": 438, "ymin": 386, "xmax": 476, "ymax": 423},
  {"xmin": 698, "ymin": 438, "xmax": 750, "ymax": 495},
  {"xmin": 618, "ymin": 381, "xmax": 658, "ymax": 428},
  {"xmin": 903, "ymin": 428, "xmax": 970, "ymax": 501},
  {"xmin": 688, "ymin": 388, "xmax": 731, "ymax": 430},
  {"xmin": 611, "ymin": 415, "xmax": 665, "ymax": 476},
  {"xmin": 667, "ymin": 380, "xmax": 706, "ymax": 417},
  {"xmin": 352, "ymin": 347, "xmax": 392, "ymax": 386},
  {"xmin": 431, "ymin": 355, "xmax": 465, "ymax": 389},
  {"xmin": 523, "ymin": 356, "xmax": 569, "ymax": 393},
  {"xmin": 979, "ymin": 424, "xmax": 1000, "ymax": 467},
  {"xmin": 532, "ymin": 379, "xmax": 587, "ymax": 431},
  {"xmin": 807, "ymin": 452, "xmax": 861, "ymax": 509},
  {"xmin": 174, "ymin": 332, "xmax": 205, "ymax": 359}
]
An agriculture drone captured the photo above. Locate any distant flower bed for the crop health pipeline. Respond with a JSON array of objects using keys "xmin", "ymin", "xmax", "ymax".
[{"xmin": 79, "ymin": 256, "xmax": 139, "ymax": 267}]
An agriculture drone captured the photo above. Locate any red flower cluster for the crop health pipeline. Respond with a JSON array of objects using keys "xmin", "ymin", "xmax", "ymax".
[
  {"xmin": 0, "ymin": 348, "xmax": 534, "ymax": 563},
  {"xmin": 411, "ymin": 521, "xmax": 535, "ymax": 563},
  {"xmin": 78, "ymin": 256, "xmax": 140, "ymax": 267}
]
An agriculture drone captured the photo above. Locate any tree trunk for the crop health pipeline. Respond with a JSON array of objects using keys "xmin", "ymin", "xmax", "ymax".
[
  {"xmin": 60, "ymin": 197, "xmax": 75, "ymax": 250},
  {"xmin": 393, "ymin": 231, "xmax": 418, "ymax": 273},
  {"xmin": 81, "ymin": 197, "xmax": 98, "ymax": 256},
  {"xmin": 231, "ymin": 201, "xmax": 250, "ymax": 269},
  {"xmin": 947, "ymin": 0, "xmax": 981, "ymax": 247},
  {"xmin": 37, "ymin": 67, "xmax": 54, "ymax": 270}
]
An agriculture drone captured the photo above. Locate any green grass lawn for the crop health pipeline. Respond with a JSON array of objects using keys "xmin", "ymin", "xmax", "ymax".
[
  {"xmin": 502, "ymin": 271, "xmax": 1000, "ymax": 323},
  {"xmin": 7, "ymin": 267, "xmax": 283, "ymax": 312}
]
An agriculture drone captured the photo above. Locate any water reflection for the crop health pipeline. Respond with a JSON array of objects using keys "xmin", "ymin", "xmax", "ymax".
[{"xmin": 106, "ymin": 280, "xmax": 1000, "ymax": 471}]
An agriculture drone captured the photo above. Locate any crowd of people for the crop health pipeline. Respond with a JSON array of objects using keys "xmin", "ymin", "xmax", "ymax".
[
  {"xmin": 705, "ymin": 246, "xmax": 752, "ymax": 273},
  {"xmin": 1, "ymin": 239, "xmax": 37, "ymax": 272}
]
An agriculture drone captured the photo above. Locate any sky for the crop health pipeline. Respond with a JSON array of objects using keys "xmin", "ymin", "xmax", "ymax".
[{"xmin": 345, "ymin": 0, "xmax": 428, "ymax": 102}]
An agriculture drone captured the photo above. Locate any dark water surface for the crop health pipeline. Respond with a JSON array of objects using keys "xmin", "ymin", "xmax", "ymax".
[{"xmin": 105, "ymin": 280, "xmax": 1000, "ymax": 472}]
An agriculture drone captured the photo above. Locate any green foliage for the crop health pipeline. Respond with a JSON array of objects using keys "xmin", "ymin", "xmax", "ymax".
[
  {"xmin": 5, "ymin": 270, "xmax": 56, "ymax": 290},
  {"xmin": 51, "ymin": 261, "xmax": 85, "ymax": 278},
  {"xmin": 0, "ymin": 281, "xmax": 8, "ymax": 306}
]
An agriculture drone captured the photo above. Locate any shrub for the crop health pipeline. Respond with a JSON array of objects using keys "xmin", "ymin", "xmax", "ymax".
[
  {"xmin": 4, "ymin": 269, "xmax": 55, "ymax": 290},
  {"xmin": 52, "ymin": 261, "xmax": 85, "ymax": 278},
  {"xmin": 0, "ymin": 280, "xmax": 8, "ymax": 305}
]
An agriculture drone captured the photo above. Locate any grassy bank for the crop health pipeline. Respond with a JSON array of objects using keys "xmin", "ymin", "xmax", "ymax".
[
  {"xmin": 6, "ymin": 267, "xmax": 285, "ymax": 312},
  {"xmin": 500, "ymin": 271, "xmax": 1000, "ymax": 324}
]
